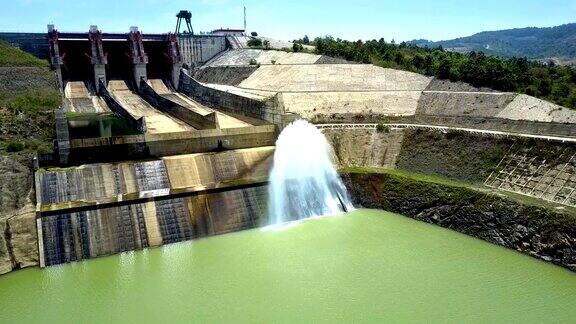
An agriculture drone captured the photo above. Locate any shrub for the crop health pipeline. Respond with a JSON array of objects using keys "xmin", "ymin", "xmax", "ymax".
[
  {"xmin": 251, "ymin": 32, "xmax": 258, "ymax": 37},
  {"xmin": 376, "ymin": 123, "xmax": 390, "ymax": 133},
  {"xmin": 292, "ymin": 43, "xmax": 304, "ymax": 52},
  {"xmin": 249, "ymin": 58, "xmax": 258, "ymax": 66},
  {"xmin": 247, "ymin": 38, "xmax": 263, "ymax": 48},
  {"xmin": 5, "ymin": 140, "xmax": 25, "ymax": 152}
]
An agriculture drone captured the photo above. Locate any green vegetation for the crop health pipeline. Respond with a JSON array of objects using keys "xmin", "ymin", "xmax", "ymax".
[
  {"xmin": 5, "ymin": 140, "xmax": 25, "ymax": 152},
  {"xmin": 0, "ymin": 40, "xmax": 49, "ymax": 67},
  {"xmin": 292, "ymin": 43, "xmax": 304, "ymax": 52},
  {"xmin": 247, "ymin": 37, "xmax": 263, "ymax": 48},
  {"xmin": 311, "ymin": 36, "xmax": 576, "ymax": 109},
  {"xmin": 411, "ymin": 23, "xmax": 576, "ymax": 63},
  {"xmin": 375, "ymin": 123, "xmax": 389, "ymax": 133},
  {"xmin": 0, "ymin": 40, "xmax": 59, "ymax": 155},
  {"xmin": 293, "ymin": 35, "xmax": 311, "ymax": 45},
  {"xmin": 342, "ymin": 167, "xmax": 576, "ymax": 224}
]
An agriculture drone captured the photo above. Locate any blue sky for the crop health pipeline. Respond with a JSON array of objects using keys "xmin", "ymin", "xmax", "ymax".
[{"xmin": 1, "ymin": 0, "xmax": 575, "ymax": 42}]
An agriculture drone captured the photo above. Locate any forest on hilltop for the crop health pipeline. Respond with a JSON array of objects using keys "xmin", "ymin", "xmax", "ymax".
[
  {"xmin": 297, "ymin": 36, "xmax": 576, "ymax": 109},
  {"xmin": 409, "ymin": 24, "xmax": 576, "ymax": 63}
]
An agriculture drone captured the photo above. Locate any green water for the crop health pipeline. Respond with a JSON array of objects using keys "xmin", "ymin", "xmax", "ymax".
[{"xmin": 1, "ymin": 210, "xmax": 575, "ymax": 323}]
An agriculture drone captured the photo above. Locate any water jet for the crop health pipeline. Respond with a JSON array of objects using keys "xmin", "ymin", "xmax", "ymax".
[{"xmin": 268, "ymin": 120, "xmax": 353, "ymax": 225}]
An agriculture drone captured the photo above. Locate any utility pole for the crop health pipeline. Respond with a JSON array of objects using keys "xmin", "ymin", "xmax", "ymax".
[{"xmin": 244, "ymin": 6, "xmax": 247, "ymax": 32}]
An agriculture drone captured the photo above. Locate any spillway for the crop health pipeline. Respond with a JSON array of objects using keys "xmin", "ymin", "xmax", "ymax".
[
  {"xmin": 36, "ymin": 147, "xmax": 274, "ymax": 266},
  {"xmin": 39, "ymin": 187, "xmax": 268, "ymax": 266},
  {"xmin": 108, "ymin": 80, "xmax": 194, "ymax": 134},
  {"xmin": 33, "ymin": 27, "xmax": 285, "ymax": 269}
]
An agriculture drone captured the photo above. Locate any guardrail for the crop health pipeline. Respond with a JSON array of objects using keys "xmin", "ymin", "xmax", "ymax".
[{"xmin": 314, "ymin": 123, "xmax": 576, "ymax": 143}]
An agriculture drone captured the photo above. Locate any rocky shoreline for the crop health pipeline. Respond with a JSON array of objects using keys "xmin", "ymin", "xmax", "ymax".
[
  {"xmin": 342, "ymin": 170, "xmax": 576, "ymax": 272},
  {"xmin": 0, "ymin": 154, "xmax": 38, "ymax": 275}
]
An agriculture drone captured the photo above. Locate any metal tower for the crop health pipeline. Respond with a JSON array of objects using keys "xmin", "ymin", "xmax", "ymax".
[{"xmin": 175, "ymin": 10, "xmax": 193, "ymax": 35}]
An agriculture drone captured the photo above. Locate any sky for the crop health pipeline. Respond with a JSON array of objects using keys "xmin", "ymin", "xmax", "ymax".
[{"xmin": 1, "ymin": 0, "xmax": 575, "ymax": 42}]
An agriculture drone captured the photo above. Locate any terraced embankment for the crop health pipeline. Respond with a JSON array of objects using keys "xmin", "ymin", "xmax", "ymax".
[{"xmin": 196, "ymin": 49, "xmax": 576, "ymax": 137}]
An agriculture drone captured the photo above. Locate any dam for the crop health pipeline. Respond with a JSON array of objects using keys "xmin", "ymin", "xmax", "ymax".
[
  {"xmin": 9, "ymin": 20, "xmax": 573, "ymax": 268},
  {"xmin": 26, "ymin": 23, "xmax": 292, "ymax": 267},
  {"xmin": 1, "ymin": 6, "xmax": 576, "ymax": 322}
]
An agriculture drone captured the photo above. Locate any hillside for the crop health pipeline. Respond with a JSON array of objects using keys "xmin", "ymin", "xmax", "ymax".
[
  {"xmin": 313, "ymin": 37, "xmax": 576, "ymax": 109},
  {"xmin": 410, "ymin": 23, "xmax": 576, "ymax": 64},
  {"xmin": 0, "ymin": 40, "xmax": 49, "ymax": 67},
  {"xmin": 0, "ymin": 40, "xmax": 59, "ymax": 155}
]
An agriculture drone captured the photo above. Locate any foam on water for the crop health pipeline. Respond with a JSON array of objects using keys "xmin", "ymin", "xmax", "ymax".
[{"xmin": 268, "ymin": 119, "xmax": 354, "ymax": 225}]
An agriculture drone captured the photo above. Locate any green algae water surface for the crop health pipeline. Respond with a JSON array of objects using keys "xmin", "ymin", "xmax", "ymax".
[{"xmin": 1, "ymin": 209, "xmax": 575, "ymax": 323}]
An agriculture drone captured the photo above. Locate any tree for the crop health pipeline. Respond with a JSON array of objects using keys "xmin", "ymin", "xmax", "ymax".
[
  {"xmin": 302, "ymin": 35, "xmax": 310, "ymax": 45},
  {"xmin": 292, "ymin": 43, "xmax": 304, "ymax": 52},
  {"xmin": 247, "ymin": 38, "xmax": 263, "ymax": 48},
  {"xmin": 437, "ymin": 58, "xmax": 452, "ymax": 79},
  {"xmin": 308, "ymin": 35, "xmax": 576, "ymax": 109},
  {"xmin": 251, "ymin": 32, "xmax": 258, "ymax": 37}
]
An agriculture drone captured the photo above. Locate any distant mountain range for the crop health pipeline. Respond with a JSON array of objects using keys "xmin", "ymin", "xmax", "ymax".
[{"xmin": 409, "ymin": 23, "xmax": 576, "ymax": 64}]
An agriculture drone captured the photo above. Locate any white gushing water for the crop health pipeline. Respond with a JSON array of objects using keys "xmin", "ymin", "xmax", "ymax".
[{"xmin": 268, "ymin": 120, "xmax": 354, "ymax": 225}]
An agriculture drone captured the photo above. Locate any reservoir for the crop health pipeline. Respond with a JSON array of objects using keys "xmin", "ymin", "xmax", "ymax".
[{"xmin": 0, "ymin": 209, "xmax": 574, "ymax": 323}]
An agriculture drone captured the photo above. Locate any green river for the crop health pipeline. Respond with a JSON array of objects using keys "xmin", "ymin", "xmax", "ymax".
[{"xmin": 0, "ymin": 209, "xmax": 575, "ymax": 323}]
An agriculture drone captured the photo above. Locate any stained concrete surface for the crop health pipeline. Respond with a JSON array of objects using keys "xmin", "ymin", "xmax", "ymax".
[{"xmin": 109, "ymin": 80, "xmax": 194, "ymax": 134}]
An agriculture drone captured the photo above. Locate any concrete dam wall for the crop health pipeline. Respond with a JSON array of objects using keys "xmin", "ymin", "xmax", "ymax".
[
  {"xmin": 39, "ymin": 186, "xmax": 268, "ymax": 266},
  {"xmin": 36, "ymin": 147, "xmax": 274, "ymax": 266}
]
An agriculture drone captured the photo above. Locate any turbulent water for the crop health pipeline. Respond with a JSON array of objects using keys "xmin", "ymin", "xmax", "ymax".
[{"xmin": 268, "ymin": 120, "xmax": 353, "ymax": 225}]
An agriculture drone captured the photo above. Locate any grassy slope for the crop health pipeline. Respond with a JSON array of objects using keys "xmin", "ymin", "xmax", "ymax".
[
  {"xmin": 0, "ymin": 40, "xmax": 59, "ymax": 154},
  {"xmin": 0, "ymin": 41, "xmax": 48, "ymax": 67}
]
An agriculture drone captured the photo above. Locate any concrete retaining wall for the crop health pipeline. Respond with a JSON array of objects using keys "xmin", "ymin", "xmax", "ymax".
[
  {"xmin": 62, "ymin": 125, "xmax": 277, "ymax": 165},
  {"xmin": 36, "ymin": 147, "xmax": 274, "ymax": 267},
  {"xmin": 178, "ymin": 35, "xmax": 227, "ymax": 67},
  {"xmin": 179, "ymin": 70, "xmax": 292, "ymax": 126},
  {"xmin": 99, "ymin": 80, "xmax": 147, "ymax": 133},
  {"xmin": 39, "ymin": 185, "xmax": 268, "ymax": 266},
  {"xmin": 139, "ymin": 80, "xmax": 217, "ymax": 129},
  {"xmin": 193, "ymin": 66, "xmax": 258, "ymax": 86},
  {"xmin": 311, "ymin": 114, "xmax": 576, "ymax": 138}
]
